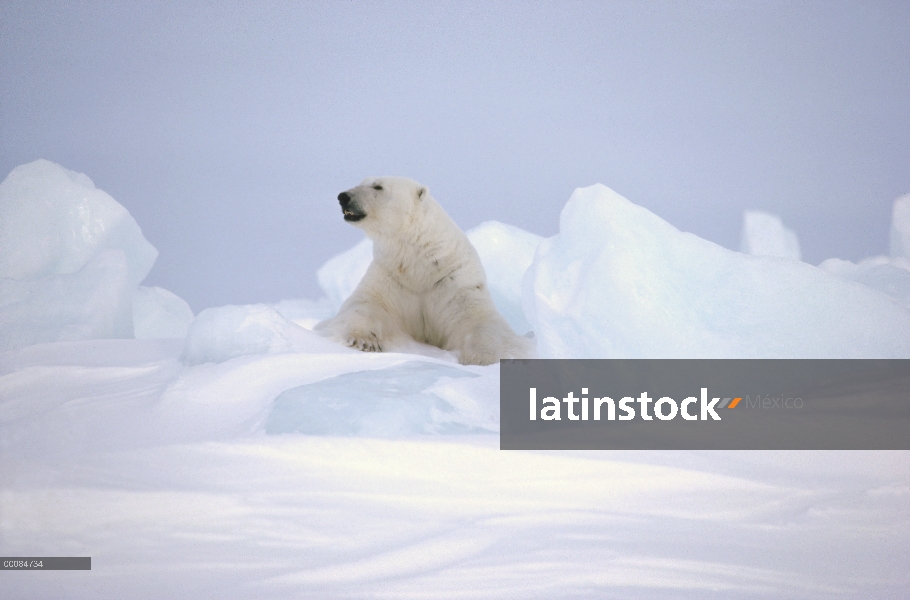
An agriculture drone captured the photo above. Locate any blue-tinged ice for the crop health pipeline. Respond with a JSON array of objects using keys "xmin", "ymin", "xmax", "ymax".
[
  {"xmin": 0, "ymin": 160, "xmax": 160, "ymax": 350},
  {"xmin": 523, "ymin": 184, "xmax": 910, "ymax": 358},
  {"xmin": 265, "ymin": 361, "xmax": 496, "ymax": 436},
  {"xmin": 0, "ymin": 159, "xmax": 157, "ymax": 286},
  {"xmin": 0, "ymin": 249, "xmax": 134, "ymax": 351},
  {"xmin": 466, "ymin": 221, "xmax": 542, "ymax": 334}
]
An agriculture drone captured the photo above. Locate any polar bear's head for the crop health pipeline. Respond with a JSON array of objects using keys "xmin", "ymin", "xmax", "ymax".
[{"xmin": 336, "ymin": 177, "xmax": 429, "ymax": 236}]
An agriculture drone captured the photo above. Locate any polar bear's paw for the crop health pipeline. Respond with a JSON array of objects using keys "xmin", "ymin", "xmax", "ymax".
[{"xmin": 347, "ymin": 331, "xmax": 383, "ymax": 352}]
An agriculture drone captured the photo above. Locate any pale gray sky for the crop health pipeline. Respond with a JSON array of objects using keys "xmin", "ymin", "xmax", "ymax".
[{"xmin": 2, "ymin": 1, "xmax": 908, "ymax": 311}]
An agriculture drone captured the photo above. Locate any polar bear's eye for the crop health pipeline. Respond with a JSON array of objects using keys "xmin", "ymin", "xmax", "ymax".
[{"xmin": 373, "ymin": 185, "xmax": 383, "ymax": 191}]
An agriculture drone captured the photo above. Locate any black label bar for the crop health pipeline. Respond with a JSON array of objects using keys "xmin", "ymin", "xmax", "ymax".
[{"xmin": 2, "ymin": 557, "xmax": 91, "ymax": 570}]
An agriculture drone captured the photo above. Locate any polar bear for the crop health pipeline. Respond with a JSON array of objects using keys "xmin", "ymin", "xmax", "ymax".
[{"xmin": 315, "ymin": 177, "xmax": 533, "ymax": 365}]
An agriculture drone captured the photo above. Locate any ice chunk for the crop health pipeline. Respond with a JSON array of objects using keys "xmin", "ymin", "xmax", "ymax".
[
  {"xmin": 0, "ymin": 159, "xmax": 158, "ymax": 287},
  {"xmin": 0, "ymin": 160, "xmax": 159, "ymax": 350},
  {"xmin": 818, "ymin": 257, "xmax": 910, "ymax": 309},
  {"xmin": 740, "ymin": 210, "xmax": 801, "ymax": 260},
  {"xmin": 317, "ymin": 237, "xmax": 372, "ymax": 308},
  {"xmin": 0, "ymin": 249, "xmax": 134, "ymax": 351},
  {"xmin": 265, "ymin": 361, "xmax": 495, "ymax": 436},
  {"xmin": 523, "ymin": 184, "xmax": 910, "ymax": 358},
  {"xmin": 133, "ymin": 286, "xmax": 195, "ymax": 339},
  {"xmin": 182, "ymin": 303, "xmax": 351, "ymax": 364},
  {"xmin": 467, "ymin": 221, "xmax": 542, "ymax": 334},
  {"xmin": 315, "ymin": 222, "xmax": 540, "ymax": 333},
  {"xmin": 889, "ymin": 194, "xmax": 910, "ymax": 260}
]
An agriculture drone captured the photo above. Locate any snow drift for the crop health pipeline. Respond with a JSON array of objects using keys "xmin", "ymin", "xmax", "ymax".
[{"xmin": 1, "ymin": 161, "xmax": 909, "ymax": 599}]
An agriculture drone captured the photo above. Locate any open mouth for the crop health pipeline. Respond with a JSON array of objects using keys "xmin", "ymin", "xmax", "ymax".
[{"xmin": 343, "ymin": 209, "xmax": 365, "ymax": 222}]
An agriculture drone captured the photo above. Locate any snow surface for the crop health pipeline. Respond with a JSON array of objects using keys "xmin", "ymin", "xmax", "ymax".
[
  {"xmin": 2, "ymin": 339, "xmax": 908, "ymax": 599},
  {"xmin": 1, "ymin": 162, "xmax": 908, "ymax": 598},
  {"xmin": 182, "ymin": 303, "xmax": 349, "ymax": 365},
  {"xmin": 740, "ymin": 210, "xmax": 801, "ymax": 260}
]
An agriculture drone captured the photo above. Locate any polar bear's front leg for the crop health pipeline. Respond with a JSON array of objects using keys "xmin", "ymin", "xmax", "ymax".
[
  {"xmin": 315, "ymin": 301, "xmax": 400, "ymax": 352},
  {"xmin": 314, "ymin": 269, "xmax": 408, "ymax": 353}
]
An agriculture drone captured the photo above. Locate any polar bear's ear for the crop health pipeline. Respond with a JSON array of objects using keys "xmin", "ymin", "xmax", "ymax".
[{"xmin": 417, "ymin": 186, "xmax": 428, "ymax": 200}]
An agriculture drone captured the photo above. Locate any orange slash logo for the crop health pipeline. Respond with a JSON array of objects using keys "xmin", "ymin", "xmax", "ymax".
[{"xmin": 719, "ymin": 397, "xmax": 742, "ymax": 409}]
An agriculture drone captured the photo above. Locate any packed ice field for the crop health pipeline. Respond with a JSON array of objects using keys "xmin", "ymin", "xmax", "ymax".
[{"xmin": 1, "ymin": 160, "xmax": 908, "ymax": 598}]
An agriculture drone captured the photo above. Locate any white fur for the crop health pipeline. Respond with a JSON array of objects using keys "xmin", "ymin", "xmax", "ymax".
[{"xmin": 315, "ymin": 177, "xmax": 533, "ymax": 365}]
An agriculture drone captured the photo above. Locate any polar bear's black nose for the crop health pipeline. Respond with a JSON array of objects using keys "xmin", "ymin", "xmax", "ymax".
[{"xmin": 338, "ymin": 191, "xmax": 351, "ymax": 209}]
